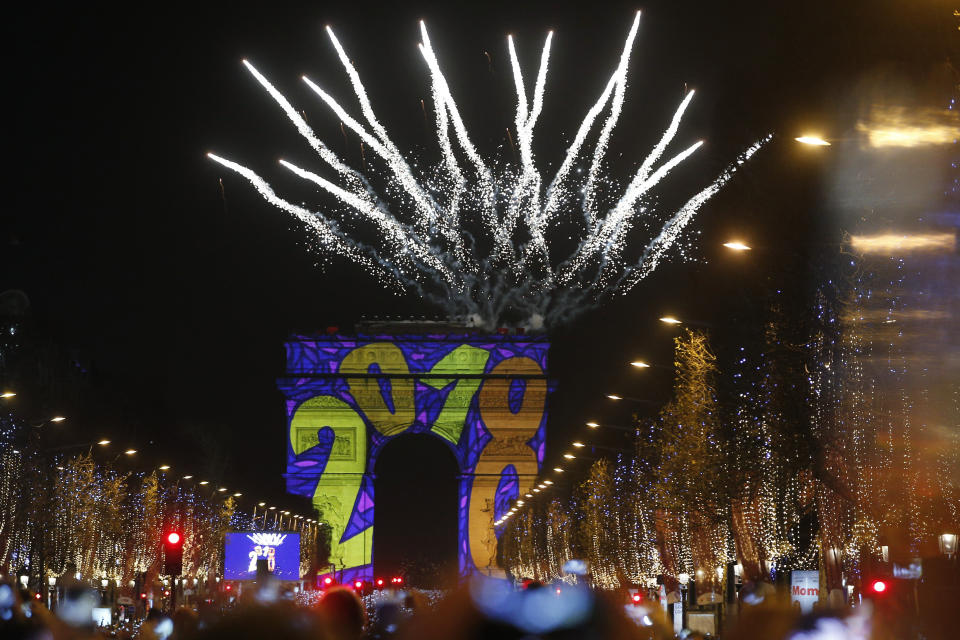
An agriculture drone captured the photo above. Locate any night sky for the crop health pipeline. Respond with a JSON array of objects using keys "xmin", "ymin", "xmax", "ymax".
[{"xmin": 3, "ymin": 0, "xmax": 954, "ymax": 525}]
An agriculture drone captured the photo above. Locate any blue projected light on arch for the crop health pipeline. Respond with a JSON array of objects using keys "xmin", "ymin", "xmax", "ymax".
[{"xmin": 280, "ymin": 334, "xmax": 551, "ymax": 583}]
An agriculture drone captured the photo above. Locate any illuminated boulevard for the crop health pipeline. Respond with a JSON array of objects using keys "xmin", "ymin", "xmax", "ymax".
[{"xmin": 2, "ymin": 2, "xmax": 958, "ymax": 639}]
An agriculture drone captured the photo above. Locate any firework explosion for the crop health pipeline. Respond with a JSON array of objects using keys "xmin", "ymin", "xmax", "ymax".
[{"xmin": 209, "ymin": 12, "xmax": 768, "ymax": 330}]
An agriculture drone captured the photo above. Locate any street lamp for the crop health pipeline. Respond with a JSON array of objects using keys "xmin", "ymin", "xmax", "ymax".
[
  {"xmin": 0, "ymin": 391, "xmax": 15, "ymax": 398},
  {"xmin": 585, "ymin": 421, "xmax": 636, "ymax": 433},
  {"xmin": 124, "ymin": 449, "xmax": 136, "ymax": 455},
  {"xmin": 795, "ymin": 135, "xmax": 831, "ymax": 146},
  {"xmin": 660, "ymin": 315, "xmax": 712, "ymax": 328},
  {"xmin": 722, "ymin": 241, "xmax": 751, "ymax": 251},
  {"xmin": 97, "ymin": 439, "xmax": 110, "ymax": 446},
  {"xmin": 51, "ymin": 416, "xmax": 66, "ymax": 423},
  {"xmin": 940, "ymin": 533, "xmax": 958, "ymax": 559},
  {"xmin": 630, "ymin": 360, "xmax": 651, "ymax": 368},
  {"xmin": 606, "ymin": 395, "xmax": 660, "ymax": 406}
]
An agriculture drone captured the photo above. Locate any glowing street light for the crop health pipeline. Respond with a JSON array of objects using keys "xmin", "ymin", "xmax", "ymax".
[
  {"xmin": 940, "ymin": 533, "xmax": 958, "ymax": 558},
  {"xmin": 51, "ymin": 416, "xmax": 66, "ymax": 423},
  {"xmin": 659, "ymin": 316, "xmax": 682, "ymax": 325},
  {"xmin": 572, "ymin": 442, "xmax": 585, "ymax": 448},
  {"xmin": 607, "ymin": 394, "xmax": 623, "ymax": 400},
  {"xmin": 722, "ymin": 241, "xmax": 751, "ymax": 251},
  {"xmin": 198, "ymin": 480, "xmax": 209, "ymax": 485},
  {"xmin": 553, "ymin": 467, "xmax": 564, "ymax": 473},
  {"xmin": 218, "ymin": 487, "xmax": 227, "ymax": 492},
  {"xmin": 586, "ymin": 421, "xmax": 600, "ymax": 428},
  {"xmin": 630, "ymin": 361, "xmax": 651, "ymax": 368},
  {"xmin": 182, "ymin": 475, "xmax": 193, "ymax": 480},
  {"xmin": 97, "ymin": 439, "xmax": 111, "ymax": 446},
  {"xmin": 258, "ymin": 502, "xmax": 266, "ymax": 507},
  {"xmin": 233, "ymin": 493, "xmax": 242, "ymax": 497},
  {"xmin": 563, "ymin": 453, "xmax": 576, "ymax": 459},
  {"xmin": 124, "ymin": 449, "xmax": 136, "ymax": 455},
  {"xmin": 0, "ymin": 392, "xmax": 15, "ymax": 398},
  {"xmin": 795, "ymin": 135, "xmax": 830, "ymax": 146},
  {"xmin": 158, "ymin": 465, "xmax": 170, "ymax": 471},
  {"xmin": 543, "ymin": 480, "xmax": 554, "ymax": 485}
]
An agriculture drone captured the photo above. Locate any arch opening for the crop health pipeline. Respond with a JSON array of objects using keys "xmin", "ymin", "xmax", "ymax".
[{"xmin": 373, "ymin": 433, "xmax": 459, "ymax": 589}]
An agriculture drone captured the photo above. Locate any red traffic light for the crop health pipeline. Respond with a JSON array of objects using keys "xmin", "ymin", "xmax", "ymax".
[
  {"xmin": 632, "ymin": 593, "xmax": 642, "ymax": 603},
  {"xmin": 225, "ymin": 584, "xmax": 232, "ymax": 591},
  {"xmin": 166, "ymin": 532, "xmax": 181, "ymax": 545},
  {"xmin": 376, "ymin": 579, "xmax": 384, "ymax": 587},
  {"xmin": 391, "ymin": 576, "xmax": 403, "ymax": 585},
  {"xmin": 323, "ymin": 577, "xmax": 333, "ymax": 585},
  {"xmin": 870, "ymin": 580, "xmax": 888, "ymax": 594},
  {"xmin": 140, "ymin": 593, "xmax": 147, "ymax": 599},
  {"xmin": 35, "ymin": 593, "xmax": 42, "ymax": 600},
  {"xmin": 354, "ymin": 580, "xmax": 363, "ymax": 590}
]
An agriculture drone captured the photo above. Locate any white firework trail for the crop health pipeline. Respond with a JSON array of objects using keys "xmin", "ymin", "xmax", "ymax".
[
  {"xmin": 208, "ymin": 14, "xmax": 769, "ymax": 330},
  {"xmin": 581, "ymin": 11, "xmax": 641, "ymax": 223}
]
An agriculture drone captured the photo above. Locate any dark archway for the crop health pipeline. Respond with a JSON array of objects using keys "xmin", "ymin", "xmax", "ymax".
[{"xmin": 373, "ymin": 433, "xmax": 459, "ymax": 589}]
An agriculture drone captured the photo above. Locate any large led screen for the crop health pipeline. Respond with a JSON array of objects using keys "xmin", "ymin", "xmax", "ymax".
[{"xmin": 224, "ymin": 531, "xmax": 301, "ymax": 581}]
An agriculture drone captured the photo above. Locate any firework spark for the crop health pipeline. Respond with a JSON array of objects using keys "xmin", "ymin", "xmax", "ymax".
[{"xmin": 208, "ymin": 12, "xmax": 768, "ymax": 330}]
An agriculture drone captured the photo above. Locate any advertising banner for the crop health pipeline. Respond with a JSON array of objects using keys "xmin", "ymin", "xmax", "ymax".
[{"xmin": 790, "ymin": 570, "xmax": 820, "ymax": 613}]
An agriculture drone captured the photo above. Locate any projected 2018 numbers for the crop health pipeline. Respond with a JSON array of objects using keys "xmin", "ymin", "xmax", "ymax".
[{"xmin": 282, "ymin": 335, "xmax": 550, "ymax": 582}]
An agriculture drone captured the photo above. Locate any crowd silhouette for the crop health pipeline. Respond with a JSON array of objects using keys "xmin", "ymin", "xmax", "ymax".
[{"xmin": 1, "ymin": 571, "xmax": 955, "ymax": 640}]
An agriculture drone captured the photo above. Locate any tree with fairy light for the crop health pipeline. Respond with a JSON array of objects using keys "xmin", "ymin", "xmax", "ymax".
[
  {"xmin": 723, "ymin": 302, "xmax": 820, "ymax": 583},
  {"xmin": 652, "ymin": 329, "xmax": 730, "ymax": 597},
  {"xmin": 575, "ymin": 458, "xmax": 623, "ymax": 588}
]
